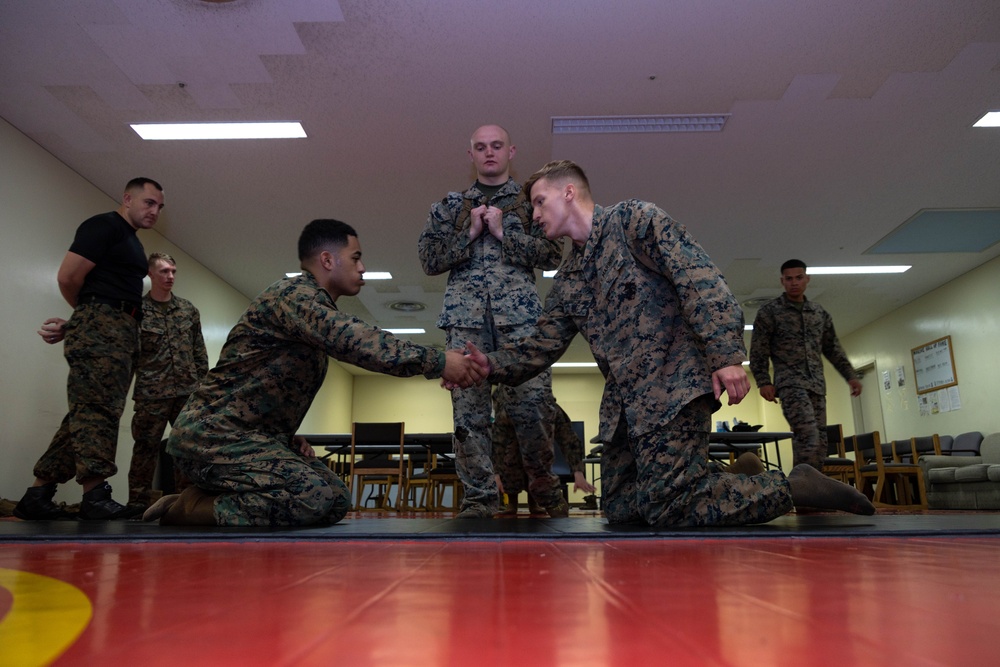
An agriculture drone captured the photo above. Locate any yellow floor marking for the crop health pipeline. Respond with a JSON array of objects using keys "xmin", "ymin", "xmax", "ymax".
[{"xmin": 0, "ymin": 568, "xmax": 92, "ymax": 667}]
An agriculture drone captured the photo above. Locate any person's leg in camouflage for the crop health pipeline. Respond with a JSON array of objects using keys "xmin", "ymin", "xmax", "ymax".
[
  {"xmin": 17, "ymin": 307, "xmax": 139, "ymax": 520},
  {"xmin": 446, "ymin": 326, "xmax": 500, "ymax": 518},
  {"xmin": 148, "ymin": 455, "xmax": 351, "ymax": 527},
  {"xmin": 778, "ymin": 387, "xmax": 827, "ymax": 470},
  {"xmin": 128, "ymin": 398, "xmax": 173, "ymax": 507},
  {"xmin": 601, "ymin": 415, "xmax": 643, "ymax": 525}
]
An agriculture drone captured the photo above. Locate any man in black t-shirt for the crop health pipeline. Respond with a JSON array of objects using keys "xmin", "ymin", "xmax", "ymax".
[{"xmin": 15, "ymin": 178, "xmax": 165, "ymax": 521}]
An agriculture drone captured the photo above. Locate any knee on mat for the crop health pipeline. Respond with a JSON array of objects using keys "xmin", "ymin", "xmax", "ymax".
[
  {"xmin": 602, "ymin": 496, "xmax": 643, "ymax": 525},
  {"xmin": 286, "ymin": 483, "xmax": 351, "ymax": 526}
]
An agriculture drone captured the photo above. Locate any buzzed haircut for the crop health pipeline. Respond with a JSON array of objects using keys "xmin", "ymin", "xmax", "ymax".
[
  {"xmin": 470, "ymin": 124, "xmax": 511, "ymax": 144},
  {"xmin": 781, "ymin": 259, "xmax": 807, "ymax": 273},
  {"xmin": 524, "ymin": 160, "xmax": 591, "ymax": 199},
  {"xmin": 148, "ymin": 252, "xmax": 176, "ymax": 270},
  {"xmin": 298, "ymin": 219, "xmax": 358, "ymax": 261},
  {"xmin": 126, "ymin": 177, "xmax": 163, "ymax": 193}
]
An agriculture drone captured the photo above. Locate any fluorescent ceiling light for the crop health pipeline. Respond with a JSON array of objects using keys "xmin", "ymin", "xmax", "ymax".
[
  {"xmin": 744, "ymin": 325, "xmax": 753, "ymax": 331},
  {"xmin": 130, "ymin": 122, "xmax": 306, "ymax": 140},
  {"xmin": 385, "ymin": 328, "xmax": 425, "ymax": 335},
  {"xmin": 289, "ymin": 270, "xmax": 391, "ymax": 279},
  {"xmin": 552, "ymin": 362, "xmax": 598, "ymax": 368},
  {"xmin": 973, "ymin": 111, "xmax": 1000, "ymax": 127},
  {"xmin": 807, "ymin": 266, "xmax": 910, "ymax": 275},
  {"xmin": 542, "ymin": 270, "xmax": 557, "ymax": 278},
  {"xmin": 552, "ymin": 114, "xmax": 729, "ymax": 134}
]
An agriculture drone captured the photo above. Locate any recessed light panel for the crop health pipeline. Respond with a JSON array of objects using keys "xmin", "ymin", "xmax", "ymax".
[
  {"xmin": 807, "ymin": 266, "xmax": 910, "ymax": 275},
  {"xmin": 131, "ymin": 122, "xmax": 306, "ymax": 140},
  {"xmin": 973, "ymin": 111, "xmax": 1000, "ymax": 127},
  {"xmin": 552, "ymin": 114, "xmax": 728, "ymax": 134}
]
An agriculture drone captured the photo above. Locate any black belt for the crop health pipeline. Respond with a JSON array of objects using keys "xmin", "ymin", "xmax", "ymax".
[{"xmin": 80, "ymin": 294, "xmax": 143, "ymax": 322}]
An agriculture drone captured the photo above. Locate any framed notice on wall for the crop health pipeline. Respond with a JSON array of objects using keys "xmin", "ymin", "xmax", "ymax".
[{"xmin": 911, "ymin": 335, "xmax": 958, "ymax": 395}]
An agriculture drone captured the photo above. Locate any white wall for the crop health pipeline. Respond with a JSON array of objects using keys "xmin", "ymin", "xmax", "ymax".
[{"xmin": 0, "ymin": 118, "xmax": 249, "ymax": 503}]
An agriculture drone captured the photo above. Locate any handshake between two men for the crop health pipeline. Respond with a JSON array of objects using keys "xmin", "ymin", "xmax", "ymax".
[{"xmin": 440, "ymin": 342, "xmax": 493, "ymax": 390}]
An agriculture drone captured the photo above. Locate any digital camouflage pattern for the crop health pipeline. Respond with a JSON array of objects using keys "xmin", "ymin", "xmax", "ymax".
[
  {"xmin": 167, "ymin": 271, "xmax": 446, "ymax": 526},
  {"xmin": 33, "ymin": 304, "xmax": 140, "ymax": 483},
  {"xmin": 32, "ymin": 209, "xmax": 146, "ymax": 488},
  {"xmin": 776, "ymin": 387, "xmax": 828, "ymax": 469},
  {"xmin": 133, "ymin": 293, "xmax": 208, "ymax": 400},
  {"xmin": 601, "ymin": 396, "xmax": 793, "ymax": 527},
  {"xmin": 172, "ymin": 455, "xmax": 350, "ymax": 527},
  {"xmin": 488, "ymin": 200, "xmax": 795, "ymax": 527},
  {"xmin": 128, "ymin": 293, "xmax": 209, "ymax": 505},
  {"xmin": 127, "ymin": 394, "xmax": 188, "ymax": 505},
  {"xmin": 749, "ymin": 293, "xmax": 858, "ymax": 469},
  {"xmin": 419, "ymin": 178, "xmax": 563, "ymax": 514},
  {"xmin": 748, "ymin": 293, "xmax": 858, "ymax": 395},
  {"xmin": 418, "ymin": 178, "xmax": 561, "ymax": 328},
  {"xmin": 445, "ymin": 323, "xmax": 558, "ymax": 511},
  {"xmin": 492, "ymin": 385, "xmax": 582, "ymax": 498}
]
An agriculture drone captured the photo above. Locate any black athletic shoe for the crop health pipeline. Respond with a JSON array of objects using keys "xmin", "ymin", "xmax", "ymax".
[
  {"xmin": 79, "ymin": 483, "xmax": 144, "ymax": 520},
  {"xmin": 13, "ymin": 483, "xmax": 73, "ymax": 520}
]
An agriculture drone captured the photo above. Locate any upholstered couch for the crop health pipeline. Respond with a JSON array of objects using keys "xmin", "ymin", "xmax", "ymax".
[{"xmin": 919, "ymin": 433, "xmax": 1000, "ymax": 509}]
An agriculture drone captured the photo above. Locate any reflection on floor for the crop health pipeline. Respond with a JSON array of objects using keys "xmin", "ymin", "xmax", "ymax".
[{"xmin": 2, "ymin": 511, "xmax": 1000, "ymax": 666}]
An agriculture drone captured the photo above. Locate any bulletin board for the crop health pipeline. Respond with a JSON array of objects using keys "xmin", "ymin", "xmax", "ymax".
[{"xmin": 911, "ymin": 335, "xmax": 958, "ymax": 395}]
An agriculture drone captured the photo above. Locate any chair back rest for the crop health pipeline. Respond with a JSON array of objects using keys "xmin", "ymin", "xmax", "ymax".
[
  {"xmin": 352, "ymin": 422, "xmax": 405, "ymax": 445},
  {"xmin": 939, "ymin": 435, "xmax": 954, "ymax": 452},
  {"xmin": 825, "ymin": 424, "xmax": 845, "ymax": 456},
  {"xmin": 350, "ymin": 422, "xmax": 405, "ymax": 471},
  {"xmin": 951, "ymin": 431, "xmax": 984, "ymax": 457},
  {"xmin": 880, "ymin": 440, "xmax": 895, "ymax": 461},
  {"xmin": 891, "ymin": 439, "xmax": 913, "ymax": 462},
  {"xmin": 853, "ymin": 431, "xmax": 881, "ymax": 465},
  {"xmin": 910, "ymin": 434, "xmax": 941, "ymax": 458}
]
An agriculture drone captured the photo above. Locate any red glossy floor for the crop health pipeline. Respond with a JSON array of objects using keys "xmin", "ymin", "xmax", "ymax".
[{"xmin": 3, "ymin": 529, "xmax": 1000, "ymax": 666}]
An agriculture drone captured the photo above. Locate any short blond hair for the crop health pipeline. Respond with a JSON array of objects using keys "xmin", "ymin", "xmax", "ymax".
[
  {"xmin": 524, "ymin": 160, "xmax": 591, "ymax": 200},
  {"xmin": 148, "ymin": 252, "xmax": 176, "ymax": 270}
]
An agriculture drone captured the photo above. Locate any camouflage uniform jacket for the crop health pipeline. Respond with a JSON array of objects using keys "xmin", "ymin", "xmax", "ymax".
[
  {"xmin": 133, "ymin": 293, "xmax": 209, "ymax": 400},
  {"xmin": 168, "ymin": 272, "xmax": 446, "ymax": 464},
  {"xmin": 488, "ymin": 200, "xmax": 747, "ymax": 441},
  {"xmin": 418, "ymin": 178, "xmax": 562, "ymax": 328},
  {"xmin": 749, "ymin": 293, "xmax": 857, "ymax": 395}
]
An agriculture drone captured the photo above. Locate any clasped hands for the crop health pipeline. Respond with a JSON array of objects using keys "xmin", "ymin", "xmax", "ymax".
[
  {"xmin": 441, "ymin": 342, "xmax": 491, "ymax": 390},
  {"xmin": 468, "ymin": 205, "xmax": 504, "ymax": 241}
]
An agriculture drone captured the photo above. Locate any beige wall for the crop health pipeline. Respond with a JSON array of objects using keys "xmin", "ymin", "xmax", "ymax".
[{"xmin": 840, "ymin": 255, "xmax": 1000, "ymax": 442}]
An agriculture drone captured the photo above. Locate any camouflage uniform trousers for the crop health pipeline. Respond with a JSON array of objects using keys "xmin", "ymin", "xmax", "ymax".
[
  {"xmin": 492, "ymin": 407, "xmax": 561, "ymax": 506},
  {"xmin": 602, "ymin": 395, "xmax": 793, "ymax": 527},
  {"xmin": 128, "ymin": 394, "xmax": 191, "ymax": 505},
  {"xmin": 32, "ymin": 304, "xmax": 139, "ymax": 484},
  {"xmin": 173, "ymin": 454, "xmax": 351, "ymax": 527},
  {"xmin": 777, "ymin": 386, "xmax": 827, "ymax": 470},
  {"xmin": 446, "ymin": 322, "xmax": 561, "ymax": 513}
]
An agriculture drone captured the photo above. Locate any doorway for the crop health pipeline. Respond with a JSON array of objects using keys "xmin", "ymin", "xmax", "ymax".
[{"xmin": 852, "ymin": 362, "xmax": 885, "ymax": 438}]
